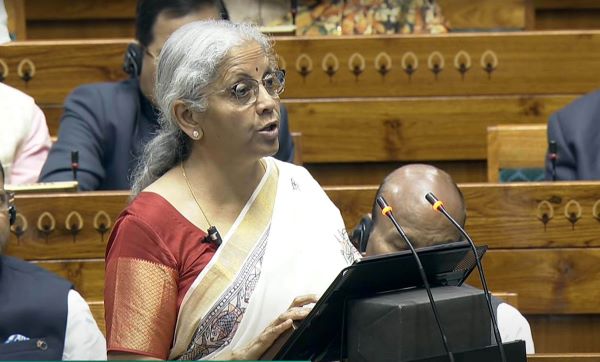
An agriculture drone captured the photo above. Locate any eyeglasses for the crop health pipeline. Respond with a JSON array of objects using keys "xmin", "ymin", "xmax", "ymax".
[
  {"xmin": 216, "ymin": 70, "xmax": 286, "ymax": 106},
  {"xmin": 144, "ymin": 47, "xmax": 159, "ymax": 60},
  {"xmin": 0, "ymin": 191, "xmax": 14, "ymax": 210}
]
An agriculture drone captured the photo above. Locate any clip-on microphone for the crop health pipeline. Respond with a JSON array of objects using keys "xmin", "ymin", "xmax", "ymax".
[
  {"xmin": 203, "ymin": 225, "xmax": 222, "ymax": 247},
  {"xmin": 548, "ymin": 140, "xmax": 558, "ymax": 181},
  {"xmin": 425, "ymin": 192, "xmax": 507, "ymax": 362},
  {"xmin": 377, "ymin": 196, "xmax": 454, "ymax": 362}
]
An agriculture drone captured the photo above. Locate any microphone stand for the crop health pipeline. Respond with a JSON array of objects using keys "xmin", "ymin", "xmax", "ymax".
[
  {"xmin": 425, "ymin": 193, "xmax": 507, "ymax": 362},
  {"xmin": 377, "ymin": 196, "xmax": 455, "ymax": 362},
  {"xmin": 549, "ymin": 140, "xmax": 558, "ymax": 181}
]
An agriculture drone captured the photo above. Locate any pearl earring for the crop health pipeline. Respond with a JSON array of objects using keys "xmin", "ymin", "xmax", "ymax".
[{"xmin": 192, "ymin": 130, "xmax": 200, "ymax": 139}]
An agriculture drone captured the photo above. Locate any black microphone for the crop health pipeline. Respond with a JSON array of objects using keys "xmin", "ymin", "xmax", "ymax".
[
  {"xmin": 425, "ymin": 192, "xmax": 507, "ymax": 362},
  {"xmin": 377, "ymin": 196, "xmax": 455, "ymax": 362},
  {"xmin": 71, "ymin": 150, "xmax": 79, "ymax": 183},
  {"xmin": 548, "ymin": 140, "xmax": 558, "ymax": 181},
  {"xmin": 291, "ymin": 0, "xmax": 298, "ymax": 25},
  {"xmin": 203, "ymin": 225, "xmax": 222, "ymax": 247}
]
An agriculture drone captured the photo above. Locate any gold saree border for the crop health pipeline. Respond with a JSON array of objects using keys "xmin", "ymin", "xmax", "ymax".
[
  {"xmin": 108, "ymin": 257, "xmax": 178, "ymax": 359},
  {"xmin": 169, "ymin": 159, "xmax": 279, "ymax": 359}
]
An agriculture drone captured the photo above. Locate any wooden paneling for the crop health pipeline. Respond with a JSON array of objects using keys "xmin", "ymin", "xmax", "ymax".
[
  {"xmin": 33, "ymin": 259, "xmax": 105, "ymax": 300},
  {"xmin": 25, "ymin": 0, "xmax": 135, "ymax": 20},
  {"xmin": 536, "ymin": 10, "xmax": 600, "ymax": 30},
  {"xmin": 487, "ymin": 124, "xmax": 548, "ymax": 182},
  {"xmin": 6, "ymin": 192, "xmax": 128, "ymax": 260},
  {"xmin": 438, "ymin": 0, "xmax": 528, "ymax": 30},
  {"xmin": 528, "ymin": 315, "xmax": 600, "ymax": 353},
  {"xmin": 306, "ymin": 161, "xmax": 487, "ymax": 186},
  {"xmin": 462, "ymin": 182, "xmax": 600, "ymax": 249},
  {"xmin": 534, "ymin": 0, "xmax": 600, "ymax": 10},
  {"xmin": 528, "ymin": 354, "xmax": 600, "ymax": 361},
  {"xmin": 0, "ymin": 40, "xmax": 129, "ymax": 104},
  {"xmin": 274, "ymin": 32, "xmax": 600, "ymax": 99},
  {"xmin": 4, "ymin": 0, "xmax": 26, "ymax": 40},
  {"xmin": 468, "ymin": 249, "xmax": 600, "ymax": 314},
  {"xmin": 26, "ymin": 20, "xmax": 134, "ymax": 40},
  {"xmin": 3, "ymin": 33, "xmax": 600, "ymax": 104},
  {"xmin": 23, "ymin": 0, "xmax": 135, "ymax": 40},
  {"xmin": 286, "ymin": 96, "xmax": 568, "ymax": 163}
]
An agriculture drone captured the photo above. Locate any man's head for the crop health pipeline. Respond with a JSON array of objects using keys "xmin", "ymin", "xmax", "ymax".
[
  {"xmin": 365, "ymin": 164, "xmax": 466, "ymax": 256},
  {"xmin": 135, "ymin": 0, "xmax": 228, "ymax": 103},
  {"xmin": 0, "ymin": 160, "xmax": 11, "ymax": 253}
]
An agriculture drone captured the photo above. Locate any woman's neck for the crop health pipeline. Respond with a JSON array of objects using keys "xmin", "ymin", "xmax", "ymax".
[{"xmin": 183, "ymin": 149, "xmax": 265, "ymax": 206}]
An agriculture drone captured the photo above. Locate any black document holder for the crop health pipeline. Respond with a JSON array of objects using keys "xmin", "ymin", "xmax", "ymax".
[{"xmin": 273, "ymin": 241, "xmax": 487, "ymax": 361}]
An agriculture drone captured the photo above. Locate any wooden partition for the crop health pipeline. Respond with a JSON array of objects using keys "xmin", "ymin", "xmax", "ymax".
[
  {"xmin": 5, "ymin": 182, "xmax": 600, "ymax": 351},
  {"xmin": 487, "ymin": 124, "xmax": 548, "ymax": 182},
  {"xmin": 1, "ymin": 32, "xmax": 598, "ymax": 183}
]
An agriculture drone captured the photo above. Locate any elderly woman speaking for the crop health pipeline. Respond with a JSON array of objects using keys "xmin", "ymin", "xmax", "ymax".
[{"xmin": 104, "ymin": 21, "xmax": 358, "ymax": 360}]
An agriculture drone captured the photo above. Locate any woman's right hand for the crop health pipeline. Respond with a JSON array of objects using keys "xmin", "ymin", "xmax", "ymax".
[{"xmin": 230, "ymin": 294, "xmax": 318, "ymax": 360}]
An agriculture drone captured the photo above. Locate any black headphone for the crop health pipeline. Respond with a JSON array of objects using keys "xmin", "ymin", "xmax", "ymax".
[
  {"xmin": 8, "ymin": 205, "xmax": 16, "ymax": 226},
  {"xmin": 350, "ymin": 214, "xmax": 373, "ymax": 254},
  {"xmin": 123, "ymin": 43, "xmax": 144, "ymax": 78}
]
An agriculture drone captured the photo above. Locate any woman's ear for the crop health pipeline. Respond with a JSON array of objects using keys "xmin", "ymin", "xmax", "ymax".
[{"xmin": 173, "ymin": 100, "xmax": 203, "ymax": 140}]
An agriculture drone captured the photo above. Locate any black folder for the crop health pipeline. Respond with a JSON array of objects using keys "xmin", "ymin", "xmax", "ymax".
[{"xmin": 272, "ymin": 241, "xmax": 485, "ymax": 361}]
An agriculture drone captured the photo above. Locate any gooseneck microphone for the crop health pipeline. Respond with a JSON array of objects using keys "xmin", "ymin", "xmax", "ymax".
[
  {"xmin": 549, "ymin": 140, "xmax": 558, "ymax": 181},
  {"xmin": 377, "ymin": 196, "xmax": 455, "ymax": 362},
  {"xmin": 71, "ymin": 150, "xmax": 79, "ymax": 183},
  {"xmin": 425, "ymin": 192, "xmax": 507, "ymax": 362}
]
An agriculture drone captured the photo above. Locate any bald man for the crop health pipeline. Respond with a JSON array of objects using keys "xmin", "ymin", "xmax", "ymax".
[{"xmin": 356, "ymin": 164, "xmax": 535, "ymax": 353}]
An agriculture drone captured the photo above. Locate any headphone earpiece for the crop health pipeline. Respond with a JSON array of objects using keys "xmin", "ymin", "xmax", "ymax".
[
  {"xmin": 350, "ymin": 214, "xmax": 373, "ymax": 254},
  {"xmin": 8, "ymin": 205, "xmax": 16, "ymax": 226},
  {"xmin": 123, "ymin": 43, "xmax": 143, "ymax": 78}
]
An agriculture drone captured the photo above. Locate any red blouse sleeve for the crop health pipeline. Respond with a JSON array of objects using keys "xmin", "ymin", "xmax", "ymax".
[{"xmin": 104, "ymin": 214, "xmax": 178, "ymax": 359}]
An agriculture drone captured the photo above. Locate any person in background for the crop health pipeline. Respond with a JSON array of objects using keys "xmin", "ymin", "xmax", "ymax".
[
  {"xmin": 353, "ymin": 164, "xmax": 535, "ymax": 354},
  {"xmin": 40, "ymin": 0, "xmax": 295, "ymax": 190},
  {"xmin": 0, "ymin": 160, "xmax": 106, "ymax": 360},
  {"xmin": 545, "ymin": 90, "xmax": 600, "ymax": 180},
  {"xmin": 0, "ymin": 83, "xmax": 52, "ymax": 185}
]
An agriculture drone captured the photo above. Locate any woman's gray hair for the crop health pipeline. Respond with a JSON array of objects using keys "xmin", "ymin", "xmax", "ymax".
[{"xmin": 131, "ymin": 20, "xmax": 274, "ymax": 197}]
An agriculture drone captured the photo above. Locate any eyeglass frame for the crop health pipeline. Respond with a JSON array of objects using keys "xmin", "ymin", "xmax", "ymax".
[{"xmin": 210, "ymin": 69, "xmax": 286, "ymax": 107}]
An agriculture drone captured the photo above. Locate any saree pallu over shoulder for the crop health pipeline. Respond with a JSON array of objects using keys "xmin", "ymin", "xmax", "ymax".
[{"xmin": 169, "ymin": 158, "xmax": 280, "ymax": 360}]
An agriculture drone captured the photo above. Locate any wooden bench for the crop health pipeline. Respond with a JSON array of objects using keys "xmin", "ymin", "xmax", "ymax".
[
  {"xmin": 2, "ymin": 32, "xmax": 599, "ymax": 183},
  {"xmin": 5, "ymin": 182, "xmax": 600, "ymax": 351},
  {"xmin": 487, "ymin": 124, "xmax": 548, "ymax": 182}
]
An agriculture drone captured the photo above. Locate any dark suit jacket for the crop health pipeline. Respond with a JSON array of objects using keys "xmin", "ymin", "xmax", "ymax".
[
  {"xmin": 40, "ymin": 79, "xmax": 294, "ymax": 190},
  {"xmin": 545, "ymin": 89, "xmax": 600, "ymax": 180}
]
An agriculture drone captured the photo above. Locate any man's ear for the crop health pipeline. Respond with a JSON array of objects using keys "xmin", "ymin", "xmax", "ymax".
[{"xmin": 173, "ymin": 100, "xmax": 203, "ymax": 139}]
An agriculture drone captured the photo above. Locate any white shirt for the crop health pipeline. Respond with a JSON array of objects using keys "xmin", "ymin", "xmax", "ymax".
[
  {"xmin": 0, "ymin": 0, "xmax": 9, "ymax": 43},
  {"xmin": 63, "ymin": 290, "xmax": 107, "ymax": 360},
  {"xmin": 497, "ymin": 302, "xmax": 535, "ymax": 354},
  {"xmin": 0, "ymin": 83, "xmax": 52, "ymax": 184}
]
